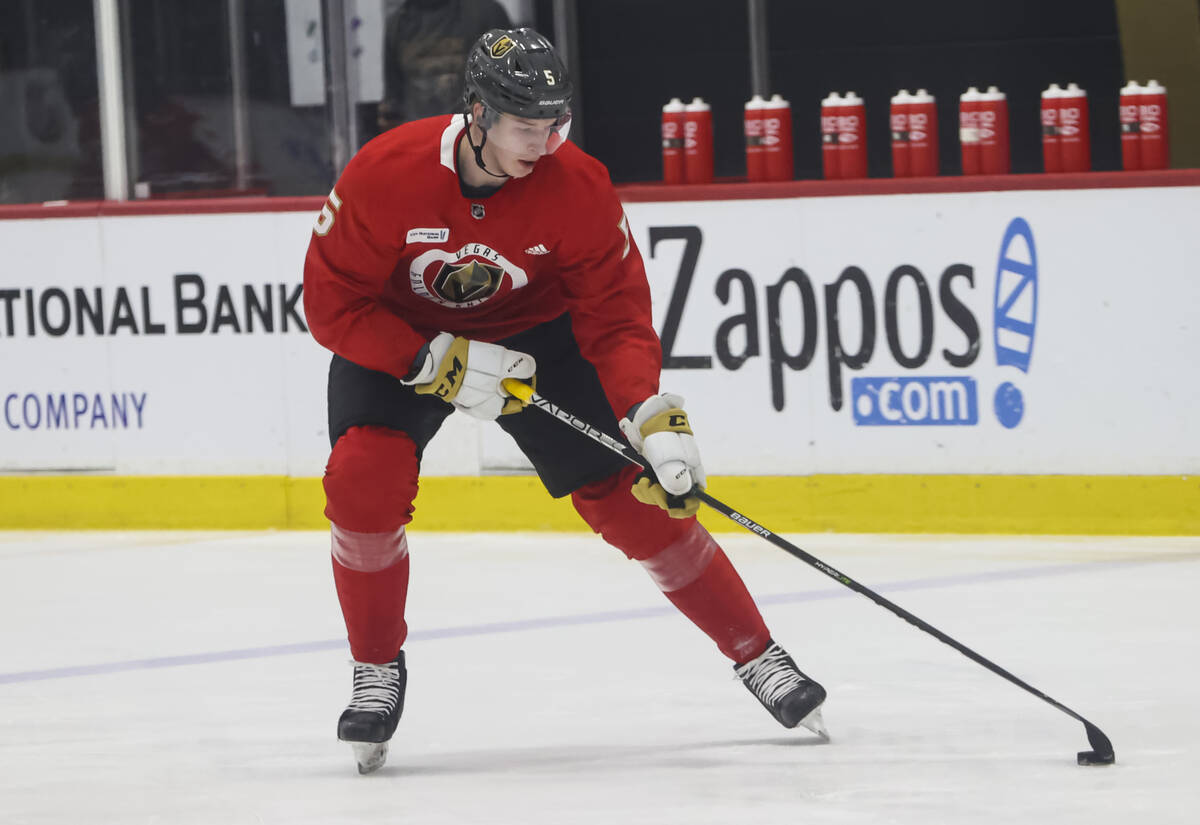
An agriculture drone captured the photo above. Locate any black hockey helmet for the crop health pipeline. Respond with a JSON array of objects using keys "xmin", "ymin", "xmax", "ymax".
[{"xmin": 463, "ymin": 28, "xmax": 573, "ymax": 123}]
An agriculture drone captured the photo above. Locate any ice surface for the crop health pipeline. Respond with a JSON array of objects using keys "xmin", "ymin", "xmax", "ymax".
[{"xmin": 1, "ymin": 530, "xmax": 1197, "ymax": 824}]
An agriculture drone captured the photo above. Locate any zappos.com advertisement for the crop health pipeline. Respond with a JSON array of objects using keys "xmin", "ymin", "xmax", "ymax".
[
  {"xmin": 627, "ymin": 186, "xmax": 1200, "ymax": 475},
  {"xmin": 1, "ymin": 184, "xmax": 1198, "ymax": 477}
]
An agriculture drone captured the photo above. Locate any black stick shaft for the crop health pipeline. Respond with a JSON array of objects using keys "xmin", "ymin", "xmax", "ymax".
[
  {"xmin": 512, "ymin": 384, "xmax": 1114, "ymax": 761},
  {"xmin": 692, "ymin": 489, "xmax": 1111, "ymax": 749}
]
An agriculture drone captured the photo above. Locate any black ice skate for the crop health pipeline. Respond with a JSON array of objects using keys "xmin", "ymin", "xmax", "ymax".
[
  {"xmin": 734, "ymin": 640, "xmax": 828, "ymax": 738},
  {"xmin": 338, "ymin": 651, "xmax": 406, "ymax": 774}
]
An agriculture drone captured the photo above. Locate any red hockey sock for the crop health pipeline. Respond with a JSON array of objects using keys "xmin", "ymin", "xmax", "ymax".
[
  {"xmin": 572, "ymin": 467, "xmax": 770, "ymax": 664},
  {"xmin": 323, "ymin": 426, "xmax": 419, "ymax": 664},
  {"xmin": 661, "ymin": 544, "xmax": 770, "ymax": 663},
  {"xmin": 332, "ymin": 552, "xmax": 410, "ymax": 664}
]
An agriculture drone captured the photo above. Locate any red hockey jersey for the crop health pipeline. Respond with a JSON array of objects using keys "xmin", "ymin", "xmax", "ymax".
[{"xmin": 303, "ymin": 115, "xmax": 661, "ymax": 417}]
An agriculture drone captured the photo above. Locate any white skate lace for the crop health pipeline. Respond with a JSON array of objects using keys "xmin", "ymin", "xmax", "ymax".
[
  {"xmin": 735, "ymin": 644, "xmax": 806, "ymax": 705},
  {"xmin": 346, "ymin": 661, "xmax": 401, "ymax": 715}
]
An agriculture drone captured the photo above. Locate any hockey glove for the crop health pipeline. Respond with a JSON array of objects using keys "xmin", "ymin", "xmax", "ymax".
[
  {"xmin": 405, "ymin": 332, "xmax": 536, "ymax": 420},
  {"xmin": 619, "ymin": 393, "xmax": 706, "ymax": 519}
]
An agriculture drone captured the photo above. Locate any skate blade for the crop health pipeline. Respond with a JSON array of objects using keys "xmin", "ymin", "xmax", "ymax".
[
  {"xmin": 350, "ymin": 741, "xmax": 389, "ymax": 774},
  {"xmin": 798, "ymin": 706, "xmax": 830, "ymax": 740}
]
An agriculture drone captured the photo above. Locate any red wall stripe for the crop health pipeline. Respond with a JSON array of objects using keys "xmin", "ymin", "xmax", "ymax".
[{"xmin": 0, "ymin": 169, "xmax": 1196, "ymax": 220}]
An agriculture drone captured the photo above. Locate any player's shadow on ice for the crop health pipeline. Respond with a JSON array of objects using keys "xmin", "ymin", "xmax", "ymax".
[{"xmin": 367, "ymin": 734, "xmax": 829, "ymax": 777}]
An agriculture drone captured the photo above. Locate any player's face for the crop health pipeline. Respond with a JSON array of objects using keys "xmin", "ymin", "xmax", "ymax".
[{"xmin": 482, "ymin": 111, "xmax": 571, "ymax": 177}]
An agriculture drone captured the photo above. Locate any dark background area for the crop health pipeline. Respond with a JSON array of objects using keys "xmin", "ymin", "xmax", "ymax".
[
  {"xmin": 571, "ymin": 0, "xmax": 1125, "ymax": 182},
  {"xmin": 0, "ymin": 0, "xmax": 103, "ymax": 199},
  {"xmin": 6, "ymin": 0, "xmax": 1188, "ymax": 202}
]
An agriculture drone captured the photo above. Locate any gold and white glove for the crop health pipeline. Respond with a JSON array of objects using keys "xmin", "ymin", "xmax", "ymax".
[
  {"xmin": 619, "ymin": 393, "xmax": 706, "ymax": 518},
  {"xmin": 405, "ymin": 332, "xmax": 536, "ymax": 420}
]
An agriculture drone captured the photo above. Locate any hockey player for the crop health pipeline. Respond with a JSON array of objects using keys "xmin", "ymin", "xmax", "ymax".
[{"xmin": 303, "ymin": 27, "xmax": 826, "ymax": 774}]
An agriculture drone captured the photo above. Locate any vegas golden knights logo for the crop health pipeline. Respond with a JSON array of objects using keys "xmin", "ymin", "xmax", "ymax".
[
  {"xmin": 409, "ymin": 242, "xmax": 529, "ymax": 309},
  {"xmin": 433, "ymin": 260, "xmax": 504, "ymax": 304},
  {"xmin": 490, "ymin": 36, "xmax": 515, "ymax": 58}
]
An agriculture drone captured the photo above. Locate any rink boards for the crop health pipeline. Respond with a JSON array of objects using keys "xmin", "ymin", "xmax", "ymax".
[{"xmin": 0, "ymin": 175, "xmax": 1197, "ymax": 532}]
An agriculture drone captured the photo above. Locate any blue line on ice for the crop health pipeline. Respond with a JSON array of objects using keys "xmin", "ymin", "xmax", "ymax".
[{"xmin": 0, "ymin": 559, "xmax": 1139, "ymax": 685}]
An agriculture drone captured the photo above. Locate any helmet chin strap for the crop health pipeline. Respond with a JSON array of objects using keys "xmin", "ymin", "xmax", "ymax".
[{"xmin": 465, "ymin": 113, "xmax": 510, "ymax": 180}]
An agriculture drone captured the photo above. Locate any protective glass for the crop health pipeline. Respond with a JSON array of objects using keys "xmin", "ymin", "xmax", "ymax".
[{"xmin": 480, "ymin": 110, "xmax": 572, "ymax": 157}]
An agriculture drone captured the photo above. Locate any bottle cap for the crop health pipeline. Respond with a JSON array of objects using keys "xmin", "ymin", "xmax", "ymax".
[{"xmin": 663, "ymin": 97, "xmax": 686, "ymax": 112}]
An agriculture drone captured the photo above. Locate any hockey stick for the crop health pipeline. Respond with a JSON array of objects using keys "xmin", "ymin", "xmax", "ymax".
[{"xmin": 501, "ymin": 378, "xmax": 1115, "ymax": 766}]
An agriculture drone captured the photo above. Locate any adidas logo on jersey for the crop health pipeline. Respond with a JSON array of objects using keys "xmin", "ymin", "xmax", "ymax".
[{"xmin": 524, "ymin": 244, "xmax": 551, "ymax": 255}]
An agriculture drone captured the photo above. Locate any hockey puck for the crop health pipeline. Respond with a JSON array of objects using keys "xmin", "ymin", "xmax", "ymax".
[{"xmin": 1077, "ymin": 750, "xmax": 1115, "ymax": 766}]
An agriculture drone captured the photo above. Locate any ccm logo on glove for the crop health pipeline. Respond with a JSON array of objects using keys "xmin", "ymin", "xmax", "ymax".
[
  {"xmin": 405, "ymin": 332, "xmax": 536, "ymax": 420},
  {"xmin": 435, "ymin": 356, "xmax": 465, "ymax": 399}
]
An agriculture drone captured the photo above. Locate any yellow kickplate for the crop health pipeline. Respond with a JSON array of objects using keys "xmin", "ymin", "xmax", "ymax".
[{"xmin": 0, "ymin": 474, "xmax": 1195, "ymax": 534}]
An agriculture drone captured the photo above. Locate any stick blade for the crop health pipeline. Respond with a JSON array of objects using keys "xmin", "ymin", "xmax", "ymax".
[{"xmin": 1078, "ymin": 722, "xmax": 1115, "ymax": 766}]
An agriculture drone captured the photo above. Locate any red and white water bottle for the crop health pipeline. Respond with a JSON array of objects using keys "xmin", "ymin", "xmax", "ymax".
[
  {"xmin": 1041, "ymin": 83, "xmax": 1064, "ymax": 173},
  {"xmin": 979, "ymin": 86, "xmax": 1010, "ymax": 174},
  {"xmin": 683, "ymin": 97, "xmax": 714, "ymax": 184},
  {"xmin": 821, "ymin": 92, "xmax": 843, "ymax": 180},
  {"xmin": 839, "ymin": 91, "xmax": 868, "ymax": 179},
  {"xmin": 890, "ymin": 89, "xmax": 912, "ymax": 178},
  {"xmin": 744, "ymin": 94, "xmax": 766, "ymax": 182},
  {"xmin": 762, "ymin": 93, "xmax": 794, "ymax": 181},
  {"xmin": 959, "ymin": 86, "xmax": 982, "ymax": 175},
  {"xmin": 661, "ymin": 97, "xmax": 686, "ymax": 184},
  {"xmin": 908, "ymin": 88, "xmax": 938, "ymax": 176},
  {"xmin": 1119, "ymin": 81, "xmax": 1141, "ymax": 171},
  {"xmin": 1139, "ymin": 79, "xmax": 1169, "ymax": 170},
  {"xmin": 1058, "ymin": 82, "xmax": 1090, "ymax": 172}
]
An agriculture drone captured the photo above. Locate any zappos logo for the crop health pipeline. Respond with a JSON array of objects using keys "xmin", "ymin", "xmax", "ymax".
[
  {"xmin": 650, "ymin": 218, "xmax": 1039, "ymax": 427},
  {"xmin": 850, "ymin": 217, "xmax": 1038, "ymax": 428}
]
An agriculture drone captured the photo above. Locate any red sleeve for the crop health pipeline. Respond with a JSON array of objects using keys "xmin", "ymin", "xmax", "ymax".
[
  {"xmin": 302, "ymin": 158, "xmax": 427, "ymax": 380},
  {"xmin": 556, "ymin": 168, "xmax": 661, "ymax": 417}
]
